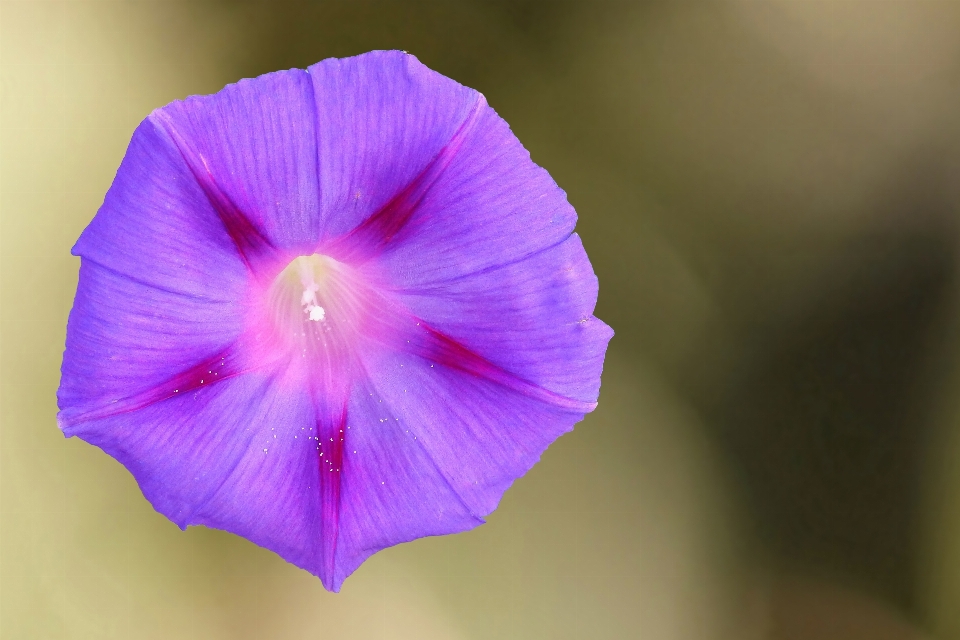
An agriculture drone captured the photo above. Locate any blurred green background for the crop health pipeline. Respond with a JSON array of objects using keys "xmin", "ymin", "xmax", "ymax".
[{"xmin": 5, "ymin": 1, "xmax": 960, "ymax": 638}]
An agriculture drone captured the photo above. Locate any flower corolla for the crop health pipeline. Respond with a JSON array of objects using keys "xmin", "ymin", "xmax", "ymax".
[{"xmin": 57, "ymin": 51, "xmax": 612, "ymax": 591}]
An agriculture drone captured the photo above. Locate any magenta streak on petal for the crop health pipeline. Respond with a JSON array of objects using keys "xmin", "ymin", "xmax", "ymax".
[
  {"xmin": 150, "ymin": 113, "xmax": 277, "ymax": 273},
  {"xmin": 409, "ymin": 323, "xmax": 597, "ymax": 414},
  {"xmin": 65, "ymin": 346, "xmax": 250, "ymax": 426},
  {"xmin": 315, "ymin": 403, "xmax": 347, "ymax": 584},
  {"xmin": 327, "ymin": 96, "xmax": 486, "ymax": 263}
]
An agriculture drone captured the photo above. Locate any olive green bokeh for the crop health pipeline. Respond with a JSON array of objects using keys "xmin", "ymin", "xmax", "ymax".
[{"xmin": 5, "ymin": 1, "xmax": 960, "ymax": 638}]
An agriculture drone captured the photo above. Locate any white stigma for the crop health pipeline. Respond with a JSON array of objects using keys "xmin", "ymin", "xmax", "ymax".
[
  {"xmin": 297, "ymin": 268, "xmax": 326, "ymax": 322},
  {"xmin": 307, "ymin": 304, "xmax": 325, "ymax": 322}
]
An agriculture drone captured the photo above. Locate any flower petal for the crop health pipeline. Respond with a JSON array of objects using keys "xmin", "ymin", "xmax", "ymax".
[
  {"xmin": 71, "ymin": 118, "xmax": 250, "ymax": 294},
  {"xmin": 331, "ymin": 382, "xmax": 485, "ymax": 589},
  {"xmin": 307, "ymin": 51, "xmax": 480, "ymax": 242},
  {"xmin": 395, "ymin": 234, "xmax": 612, "ymax": 405},
  {"xmin": 152, "ymin": 67, "xmax": 321, "ymax": 256},
  {"xmin": 60, "ymin": 118, "xmax": 252, "ymax": 428},
  {"xmin": 310, "ymin": 52, "xmax": 575, "ymax": 276},
  {"xmin": 349, "ymin": 345, "xmax": 591, "ymax": 537},
  {"xmin": 327, "ymin": 238, "xmax": 611, "ymax": 576},
  {"xmin": 64, "ymin": 370, "xmax": 345, "ymax": 588},
  {"xmin": 57, "ymin": 263, "xmax": 246, "ymax": 428},
  {"xmin": 364, "ymin": 82, "xmax": 579, "ymax": 287}
]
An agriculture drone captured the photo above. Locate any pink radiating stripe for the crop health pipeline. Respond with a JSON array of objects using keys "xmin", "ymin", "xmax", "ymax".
[
  {"xmin": 69, "ymin": 346, "xmax": 249, "ymax": 424},
  {"xmin": 151, "ymin": 113, "xmax": 277, "ymax": 272},
  {"xmin": 413, "ymin": 324, "xmax": 597, "ymax": 414},
  {"xmin": 315, "ymin": 404, "xmax": 347, "ymax": 585},
  {"xmin": 328, "ymin": 96, "xmax": 486, "ymax": 263}
]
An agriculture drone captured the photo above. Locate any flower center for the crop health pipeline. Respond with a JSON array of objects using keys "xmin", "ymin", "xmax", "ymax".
[
  {"xmin": 265, "ymin": 254, "xmax": 370, "ymax": 380},
  {"xmin": 273, "ymin": 254, "xmax": 334, "ymax": 325}
]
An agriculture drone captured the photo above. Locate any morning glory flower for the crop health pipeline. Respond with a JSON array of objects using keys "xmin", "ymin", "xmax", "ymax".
[{"xmin": 57, "ymin": 51, "xmax": 612, "ymax": 592}]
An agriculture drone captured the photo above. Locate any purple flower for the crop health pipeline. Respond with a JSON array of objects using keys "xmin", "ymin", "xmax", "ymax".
[{"xmin": 57, "ymin": 51, "xmax": 612, "ymax": 592}]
